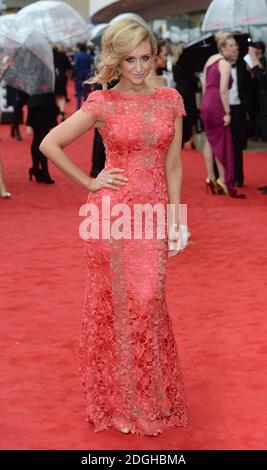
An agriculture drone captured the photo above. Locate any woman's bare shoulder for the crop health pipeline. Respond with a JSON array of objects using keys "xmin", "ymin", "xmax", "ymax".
[
  {"xmin": 205, "ymin": 53, "xmax": 222, "ymax": 67},
  {"xmin": 218, "ymin": 58, "xmax": 231, "ymax": 71}
]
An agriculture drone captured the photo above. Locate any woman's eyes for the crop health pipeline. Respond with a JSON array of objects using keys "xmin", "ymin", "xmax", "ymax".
[{"xmin": 125, "ymin": 56, "xmax": 151, "ymax": 63}]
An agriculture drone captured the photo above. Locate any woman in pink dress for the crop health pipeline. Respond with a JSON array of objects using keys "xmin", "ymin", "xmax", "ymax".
[
  {"xmin": 200, "ymin": 32, "xmax": 245, "ymax": 198},
  {"xmin": 40, "ymin": 19, "xmax": 187, "ymax": 436}
]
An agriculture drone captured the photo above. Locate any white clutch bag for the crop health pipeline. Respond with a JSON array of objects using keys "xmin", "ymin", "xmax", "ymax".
[{"xmin": 168, "ymin": 224, "xmax": 191, "ymax": 254}]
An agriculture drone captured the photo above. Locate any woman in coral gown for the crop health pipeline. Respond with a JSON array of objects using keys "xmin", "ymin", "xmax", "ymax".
[{"xmin": 40, "ymin": 19, "xmax": 187, "ymax": 436}]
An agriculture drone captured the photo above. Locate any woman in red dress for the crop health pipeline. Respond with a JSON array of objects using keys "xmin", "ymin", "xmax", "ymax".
[
  {"xmin": 40, "ymin": 19, "xmax": 187, "ymax": 436},
  {"xmin": 200, "ymin": 32, "xmax": 244, "ymax": 198}
]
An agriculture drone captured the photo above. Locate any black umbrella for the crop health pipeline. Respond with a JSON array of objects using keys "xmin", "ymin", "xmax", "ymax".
[{"xmin": 179, "ymin": 32, "xmax": 251, "ymax": 73}]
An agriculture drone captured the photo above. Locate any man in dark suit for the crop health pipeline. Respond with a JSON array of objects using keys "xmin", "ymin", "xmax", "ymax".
[
  {"xmin": 222, "ymin": 39, "xmax": 252, "ymax": 187},
  {"xmin": 249, "ymin": 42, "xmax": 267, "ymax": 142},
  {"xmin": 249, "ymin": 44, "xmax": 267, "ymax": 195}
]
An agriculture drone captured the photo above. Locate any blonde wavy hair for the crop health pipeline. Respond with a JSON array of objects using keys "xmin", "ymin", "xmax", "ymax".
[
  {"xmin": 87, "ymin": 19, "xmax": 157, "ymax": 84},
  {"xmin": 215, "ymin": 31, "xmax": 234, "ymax": 51}
]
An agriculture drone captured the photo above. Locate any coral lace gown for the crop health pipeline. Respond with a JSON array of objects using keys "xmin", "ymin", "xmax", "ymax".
[{"xmin": 79, "ymin": 87, "xmax": 188, "ymax": 436}]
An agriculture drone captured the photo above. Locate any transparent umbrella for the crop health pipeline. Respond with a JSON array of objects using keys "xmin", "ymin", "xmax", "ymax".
[
  {"xmin": 0, "ymin": 30, "xmax": 55, "ymax": 95},
  {"xmin": 109, "ymin": 13, "xmax": 147, "ymax": 26},
  {"xmin": 202, "ymin": 0, "xmax": 267, "ymax": 32},
  {"xmin": 0, "ymin": 14, "xmax": 15, "ymax": 31},
  {"xmin": 15, "ymin": 1, "xmax": 89, "ymax": 47},
  {"xmin": 89, "ymin": 23, "xmax": 109, "ymax": 42},
  {"xmin": 89, "ymin": 14, "xmax": 147, "ymax": 46},
  {"xmin": 0, "ymin": 0, "xmax": 6, "ymax": 13},
  {"xmin": 244, "ymin": 25, "xmax": 267, "ymax": 43}
]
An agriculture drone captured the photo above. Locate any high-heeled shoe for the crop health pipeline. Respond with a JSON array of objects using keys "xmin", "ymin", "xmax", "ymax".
[
  {"xmin": 12, "ymin": 128, "xmax": 22, "ymax": 141},
  {"xmin": 41, "ymin": 172, "xmax": 55, "ymax": 184},
  {"xmin": 29, "ymin": 168, "xmax": 43, "ymax": 183},
  {"xmin": 206, "ymin": 178, "xmax": 218, "ymax": 195},
  {"xmin": 216, "ymin": 179, "xmax": 228, "ymax": 195},
  {"xmin": 43, "ymin": 177, "xmax": 55, "ymax": 184},
  {"xmin": 216, "ymin": 179, "xmax": 246, "ymax": 198},
  {"xmin": 15, "ymin": 131, "xmax": 22, "ymax": 141}
]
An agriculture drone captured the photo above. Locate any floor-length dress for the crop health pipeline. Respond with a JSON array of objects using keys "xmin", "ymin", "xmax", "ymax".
[
  {"xmin": 200, "ymin": 59, "xmax": 236, "ymax": 195},
  {"xmin": 79, "ymin": 87, "xmax": 188, "ymax": 436}
]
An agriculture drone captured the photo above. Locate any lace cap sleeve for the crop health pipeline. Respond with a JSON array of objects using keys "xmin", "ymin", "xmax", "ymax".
[
  {"xmin": 81, "ymin": 90, "xmax": 104, "ymax": 119},
  {"xmin": 171, "ymin": 88, "xmax": 186, "ymax": 117}
]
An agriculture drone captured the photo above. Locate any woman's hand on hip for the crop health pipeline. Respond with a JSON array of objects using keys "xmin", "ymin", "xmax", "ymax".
[{"xmin": 90, "ymin": 168, "xmax": 128, "ymax": 192}]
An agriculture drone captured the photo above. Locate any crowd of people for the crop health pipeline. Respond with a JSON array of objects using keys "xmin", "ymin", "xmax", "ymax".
[
  {"xmin": 0, "ymin": 41, "xmax": 95, "ymax": 196},
  {"xmin": 1, "ymin": 31, "xmax": 267, "ymax": 200},
  {"xmin": 200, "ymin": 35, "xmax": 267, "ymax": 198},
  {"xmin": 90, "ymin": 34, "xmax": 267, "ymax": 199}
]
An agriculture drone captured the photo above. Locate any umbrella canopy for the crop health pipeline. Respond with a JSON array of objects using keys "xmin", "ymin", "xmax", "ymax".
[
  {"xmin": 202, "ymin": 0, "xmax": 267, "ymax": 32},
  {"xmin": 245, "ymin": 25, "xmax": 267, "ymax": 44},
  {"xmin": 180, "ymin": 34, "xmax": 217, "ymax": 73},
  {"xmin": 0, "ymin": 30, "xmax": 55, "ymax": 95},
  {"xmin": 180, "ymin": 32, "xmax": 250, "ymax": 73},
  {"xmin": 109, "ymin": 13, "xmax": 147, "ymax": 26},
  {"xmin": 89, "ymin": 23, "xmax": 109, "ymax": 41},
  {"xmin": 0, "ymin": 14, "xmax": 15, "ymax": 31},
  {"xmin": 89, "ymin": 13, "xmax": 147, "ymax": 47},
  {"xmin": 15, "ymin": 1, "xmax": 89, "ymax": 47}
]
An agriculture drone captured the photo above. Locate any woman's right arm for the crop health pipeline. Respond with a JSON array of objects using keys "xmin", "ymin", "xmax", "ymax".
[
  {"xmin": 219, "ymin": 59, "xmax": 231, "ymax": 126},
  {"xmin": 40, "ymin": 110, "xmax": 127, "ymax": 192}
]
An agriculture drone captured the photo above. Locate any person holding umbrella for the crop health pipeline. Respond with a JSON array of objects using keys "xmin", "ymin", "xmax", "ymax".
[
  {"xmin": 248, "ymin": 44, "xmax": 267, "ymax": 195},
  {"xmin": 27, "ymin": 91, "xmax": 59, "ymax": 184},
  {"xmin": 0, "ymin": 30, "xmax": 57, "ymax": 185},
  {"xmin": 247, "ymin": 42, "xmax": 267, "ymax": 142},
  {"xmin": 220, "ymin": 34, "xmax": 251, "ymax": 188},
  {"xmin": 53, "ymin": 43, "xmax": 72, "ymax": 121},
  {"xmin": 6, "ymin": 85, "xmax": 28, "ymax": 141}
]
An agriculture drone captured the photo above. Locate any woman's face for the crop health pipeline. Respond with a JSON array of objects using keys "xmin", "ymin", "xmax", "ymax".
[
  {"xmin": 120, "ymin": 39, "xmax": 154, "ymax": 85},
  {"xmin": 221, "ymin": 38, "xmax": 239, "ymax": 62}
]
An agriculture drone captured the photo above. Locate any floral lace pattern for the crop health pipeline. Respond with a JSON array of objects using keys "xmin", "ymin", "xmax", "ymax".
[{"xmin": 79, "ymin": 88, "xmax": 187, "ymax": 435}]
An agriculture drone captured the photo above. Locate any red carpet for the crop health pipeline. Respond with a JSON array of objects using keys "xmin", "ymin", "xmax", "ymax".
[{"xmin": 1, "ymin": 87, "xmax": 267, "ymax": 450}]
